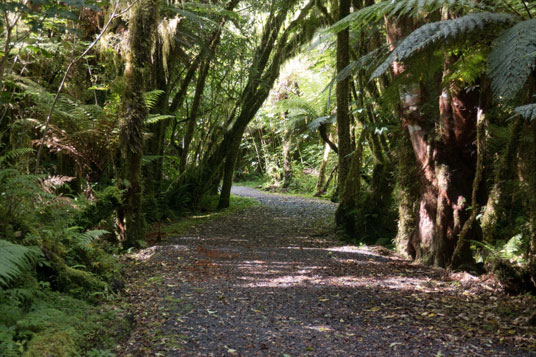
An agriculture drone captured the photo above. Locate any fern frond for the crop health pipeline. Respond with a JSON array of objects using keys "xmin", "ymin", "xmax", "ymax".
[
  {"xmin": 275, "ymin": 98, "xmax": 320, "ymax": 119},
  {"xmin": 308, "ymin": 114, "xmax": 337, "ymax": 130},
  {"xmin": 328, "ymin": 0, "xmax": 483, "ymax": 34},
  {"xmin": 0, "ymin": 240, "xmax": 41, "ymax": 286},
  {"xmin": 142, "ymin": 155, "xmax": 163, "ymax": 165},
  {"xmin": 143, "ymin": 90, "xmax": 165, "ymax": 111},
  {"xmin": 489, "ymin": 19, "xmax": 536, "ymax": 101},
  {"xmin": 0, "ymin": 148, "xmax": 34, "ymax": 167},
  {"xmin": 371, "ymin": 12, "xmax": 516, "ymax": 79},
  {"xmin": 325, "ymin": 46, "xmax": 389, "ymax": 95},
  {"xmin": 514, "ymin": 103, "xmax": 536, "ymax": 122},
  {"xmin": 146, "ymin": 114, "xmax": 175, "ymax": 125},
  {"xmin": 40, "ymin": 175, "xmax": 75, "ymax": 194},
  {"xmin": 67, "ymin": 228, "xmax": 109, "ymax": 251}
]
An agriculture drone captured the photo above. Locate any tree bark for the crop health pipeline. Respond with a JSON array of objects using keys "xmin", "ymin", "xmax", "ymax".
[
  {"xmin": 335, "ymin": 0, "xmax": 352, "ymax": 197},
  {"xmin": 117, "ymin": 0, "xmax": 159, "ymax": 247},
  {"xmin": 179, "ymin": 57, "xmax": 211, "ymax": 173},
  {"xmin": 394, "ymin": 131, "xmax": 419, "ymax": 257},
  {"xmin": 281, "ymin": 118, "xmax": 293, "ymax": 189},
  {"xmin": 315, "ymin": 140, "xmax": 332, "ymax": 196},
  {"xmin": 451, "ymin": 107, "xmax": 486, "ymax": 268},
  {"xmin": 387, "ymin": 16, "xmax": 479, "ymax": 267},
  {"xmin": 481, "ymin": 117, "xmax": 523, "ymax": 244}
]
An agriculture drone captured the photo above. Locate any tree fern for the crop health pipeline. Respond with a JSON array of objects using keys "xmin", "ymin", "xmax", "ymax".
[
  {"xmin": 308, "ymin": 114, "xmax": 337, "ymax": 130},
  {"xmin": 0, "ymin": 240, "xmax": 41, "ymax": 286},
  {"xmin": 328, "ymin": 0, "xmax": 483, "ymax": 34},
  {"xmin": 488, "ymin": 19, "xmax": 536, "ymax": 101},
  {"xmin": 371, "ymin": 12, "xmax": 516, "ymax": 79},
  {"xmin": 515, "ymin": 103, "xmax": 536, "ymax": 122}
]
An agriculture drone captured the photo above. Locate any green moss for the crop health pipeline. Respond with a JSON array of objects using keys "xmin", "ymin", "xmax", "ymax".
[
  {"xmin": 23, "ymin": 330, "xmax": 77, "ymax": 357},
  {"xmin": 0, "ymin": 290, "xmax": 128, "ymax": 357}
]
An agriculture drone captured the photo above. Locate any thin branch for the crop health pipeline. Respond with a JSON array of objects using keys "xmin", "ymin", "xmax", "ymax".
[
  {"xmin": 521, "ymin": 0, "xmax": 533, "ymax": 19},
  {"xmin": 34, "ymin": 1, "xmax": 121, "ymax": 172}
]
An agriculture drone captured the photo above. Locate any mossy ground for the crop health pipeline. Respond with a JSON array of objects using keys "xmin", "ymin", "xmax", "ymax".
[{"xmin": 0, "ymin": 289, "xmax": 130, "ymax": 357}]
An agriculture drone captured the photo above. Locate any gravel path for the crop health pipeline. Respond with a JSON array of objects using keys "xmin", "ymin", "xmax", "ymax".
[{"xmin": 119, "ymin": 187, "xmax": 536, "ymax": 356}]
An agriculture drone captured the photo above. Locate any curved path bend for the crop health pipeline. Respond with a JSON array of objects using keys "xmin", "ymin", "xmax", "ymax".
[{"xmin": 120, "ymin": 187, "xmax": 535, "ymax": 356}]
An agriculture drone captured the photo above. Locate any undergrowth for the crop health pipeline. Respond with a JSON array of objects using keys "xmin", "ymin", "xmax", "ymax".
[{"xmin": 0, "ymin": 159, "xmax": 128, "ymax": 356}]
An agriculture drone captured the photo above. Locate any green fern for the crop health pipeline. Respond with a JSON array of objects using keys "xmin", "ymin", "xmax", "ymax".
[
  {"xmin": 488, "ymin": 19, "xmax": 536, "ymax": 101},
  {"xmin": 63, "ymin": 227, "xmax": 109, "ymax": 252},
  {"xmin": 514, "ymin": 103, "xmax": 536, "ymax": 122},
  {"xmin": 371, "ymin": 12, "xmax": 516, "ymax": 79},
  {"xmin": 0, "ymin": 148, "xmax": 34, "ymax": 167},
  {"xmin": 143, "ymin": 90, "xmax": 165, "ymax": 111},
  {"xmin": 146, "ymin": 114, "xmax": 175, "ymax": 125},
  {"xmin": 0, "ymin": 240, "xmax": 41, "ymax": 286}
]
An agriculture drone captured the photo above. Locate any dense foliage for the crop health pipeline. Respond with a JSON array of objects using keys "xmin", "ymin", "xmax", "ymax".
[{"xmin": 1, "ymin": 0, "xmax": 536, "ymax": 354}]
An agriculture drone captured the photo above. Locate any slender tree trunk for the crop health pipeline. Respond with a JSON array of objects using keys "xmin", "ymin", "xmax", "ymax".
[
  {"xmin": 315, "ymin": 141, "xmax": 332, "ymax": 196},
  {"xmin": 451, "ymin": 107, "xmax": 486, "ymax": 268},
  {"xmin": 394, "ymin": 131, "xmax": 419, "ymax": 257},
  {"xmin": 281, "ymin": 122, "xmax": 293, "ymax": 189},
  {"xmin": 335, "ymin": 0, "xmax": 351, "ymax": 197},
  {"xmin": 334, "ymin": 0, "xmax": 355, "ymax": 231},
  {"xmin": 117, "ymin": 0, "xmax": 159, "ymax": 247},
  {"xmin": 528, "ymin": 122, "xmax": 536, "ymax": 269},
  {"xmin": 179, "ymin": 57, "xmax": 211, "ymax": 173}
]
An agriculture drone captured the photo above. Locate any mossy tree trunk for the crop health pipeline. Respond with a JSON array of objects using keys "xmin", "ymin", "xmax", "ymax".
[
  {"xmin": 334, "ymin": 0, "xmax": 354, "ymax": 230},
  {"xmin": 335, "ymin": 0, "xmax": 351, "ymax": 197},
  {"xmin": 394, "ymin": 131, "xmax": 419, "ymax": 257},
  {"xmin": 281, "ymin": 117, "xmax": 293, "ymax": 189},
  {"xmin": 314, "ymin": 139, "xmax": 332, "ymax": 196},
  {"xmin": 387, "ymin": 16, "xmax": 479, "ymax": 267},
  {"xmin": 142, "ymin": 40, "xmax": 168, "ymax": 224},
  {"xmin": 480, "ymin": 117, "xmax": 523, "ymax": 244},
  {"xmin": 117, "ymin": 0, "xmax": 158, "ymax": 247}
]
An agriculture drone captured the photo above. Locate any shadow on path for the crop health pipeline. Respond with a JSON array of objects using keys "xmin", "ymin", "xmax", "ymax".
[{"xmin": 119, "ymin": 187, "xmax": 536, "ymax": 356}]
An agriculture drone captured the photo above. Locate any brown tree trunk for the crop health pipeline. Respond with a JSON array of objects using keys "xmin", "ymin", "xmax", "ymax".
[
  {"xmin": 451, "ymin": 107, "xmax": 486, "ymax": 268},
  {"xmin": 315, "ymin": 141, "xmax": 332, "ymax": 196},
  {"xmin": 179, "ymin": 57, "xmax": 211, "ymax": 173},
  {"xmin": 387, "ymin": 17, "xmax": 478, "ymax": 267}
]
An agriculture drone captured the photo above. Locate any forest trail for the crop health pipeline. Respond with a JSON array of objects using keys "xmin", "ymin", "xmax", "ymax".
[{"xmin": 119, "ymin": 187, "xmax": 535, "ymax": 356}]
